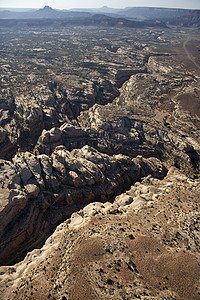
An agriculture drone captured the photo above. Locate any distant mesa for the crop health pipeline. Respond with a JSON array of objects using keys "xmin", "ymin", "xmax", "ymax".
[
  {"xmin": 43, "ymin": 5, "xmax": 53, "ymax": 9},
  {"xmin": 39, "ymin": 5, "xmax": 55, "ymax": 11},
  {"xmin": 0, "ymin": 6, "xmax": 199, "ymax": 27}
]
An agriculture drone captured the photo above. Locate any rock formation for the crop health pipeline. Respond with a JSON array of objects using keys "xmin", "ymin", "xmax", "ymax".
[
  {"xmin": 0, "ymin": 145, "xmax": 167, "ymax": 266},
  {"xmin": 0, "ymin": 18, "xmax": 200, "ymax": 300},
  {"xmin": 0, "ymin": 167, "xmax": 199, "ymax": 299}
]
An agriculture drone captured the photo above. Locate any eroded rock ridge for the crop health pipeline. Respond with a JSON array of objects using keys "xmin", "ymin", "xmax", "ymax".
[
  {"xmin": 0, "ymin": 23, "xmax": 200, "ymax": 300},
  {"xmin": 0, "ymin": 145, "xmax": 166, "ymax": 265}
]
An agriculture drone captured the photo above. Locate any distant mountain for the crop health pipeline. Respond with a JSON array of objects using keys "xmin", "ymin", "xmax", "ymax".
[
  {"xmin": 31, "ymin": 6, "xmax": 91, "ymax": 19},
  {"xmin": 0, "ymin": 6, "xmax": 194, "ymax": 21},
  {"xmin": 32, "ymin": 5, "xmax": 61, "ymax": 18},
  {"xmin": 70, "ymin": 6, "xmax": 122, "ymax": 15},
  {"xmin": 0, "ymin": 6, "xmax": 166, "ymax": 28},
  {"xmin": 0, "ymin": 14, "xmax": 167, "ymax": 29},
  {"xmin": 167, "ymin": 10, "xmax": 200, "ymax": 27},
  {"xmin": 0, "ymin": 6, "xmax": 91, "ymax": 19},
  {"xmin": 121, "ymin": 7, "xmax": 191, "ymax": 20},
  {"xmin": 70, "ymin": 6, "xmax": 192, "ymax": 21},
  {"xmin": 0, "ymin": 6, "xmax": 199, "ymax": 28}
]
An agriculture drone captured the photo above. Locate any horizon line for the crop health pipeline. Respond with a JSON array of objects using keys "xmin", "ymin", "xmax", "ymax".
[{"xmin": 0, "ymin": 6, "xmax": 199, "ymax": 10}]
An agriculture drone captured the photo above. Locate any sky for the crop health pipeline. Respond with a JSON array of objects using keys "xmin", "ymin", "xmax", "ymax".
[{"xmin": 0, "ymin": 0, "xmax": 200, "ymax": 10}]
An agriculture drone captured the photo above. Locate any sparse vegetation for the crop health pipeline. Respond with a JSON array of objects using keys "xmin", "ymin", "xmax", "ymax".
[{"xmin": 0, "ymin": 9, "xmax": 200, "ymax": 300}]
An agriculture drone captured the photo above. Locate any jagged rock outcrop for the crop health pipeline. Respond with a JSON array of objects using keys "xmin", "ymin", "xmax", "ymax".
[
  {"xmin": 32, "ymin": 65, "xmax": 200, "ymax": 177},
  {"xmin": 1, "ymin": 25, "xmax": 200, "ymax": 168},
  {"xmin": 0, "ymin": 167, "xmax": 199, "ymax": 299},
  {"xmin": 0, "ymin": 76, "xmax": 120, "ymax": 156},
  {"xmin": 0, "ymin": 145, "xmax": 167, "ymax": 266},
  {"xmin": 34, "ymin": 123, "xmax": 95, "ymax": 155},
  {"xmin": 76, "ymin": 70, "xmax": 200, "ymax": 176},
  {"xmin": 34, "ymin": 90, "xmax": 200, "ymax": 178},
  {"xmin": 77, "ymin": 103, "xmax": 200, "ymax": 176},
  {"xmin": 0, "ymin": 127, "xmax": 17, "ymax": 159},
  {"xmin": 0, "ymin": 21, "xmax": 200, "ymax": 300}
]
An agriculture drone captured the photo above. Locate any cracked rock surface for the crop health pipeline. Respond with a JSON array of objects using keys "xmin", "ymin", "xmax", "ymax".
[
  {"xmin": 0, "ymin": 145, "xmax": 166, "ymax": 266},
  {"xmin": 0, "ymin": 23, "xmax": 200, "ymax": 299},
  {"xmin": 0, "ymin": 167, "xmax": 199, "ymax": 299}
]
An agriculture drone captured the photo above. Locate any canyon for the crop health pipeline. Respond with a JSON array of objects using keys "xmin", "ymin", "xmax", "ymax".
[{"xmin": 0, "ymin": 18, "xmax": 200, "ymax": 299}]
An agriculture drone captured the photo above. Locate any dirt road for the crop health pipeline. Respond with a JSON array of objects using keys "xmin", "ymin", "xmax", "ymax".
[{"xmin": 183, "ymin": 36, "xmax": 200, "ymax": 71}]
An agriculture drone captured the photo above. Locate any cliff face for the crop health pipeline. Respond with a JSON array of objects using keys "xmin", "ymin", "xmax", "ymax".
[{"xmin": 168, "ymin": 10, "xmax": 200, "ymax": 27}]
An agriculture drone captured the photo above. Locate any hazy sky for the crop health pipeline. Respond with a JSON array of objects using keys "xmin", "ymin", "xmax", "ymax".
[{"xmin": 0, "ymin": 0, "xmax": 200, "ymax": 10}]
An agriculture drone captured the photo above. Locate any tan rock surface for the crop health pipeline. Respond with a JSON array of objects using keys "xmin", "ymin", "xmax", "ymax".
[
  {"xmin": 0, "ymin": 24, "xmax": 200, "ymax": 300},
  {"xmin": 0, "ymin": 167, "xmax": 199, "ymax": 300},
  {"xmin": 0, "ymin": 145, "xmax": 166, "ymax": 266}
]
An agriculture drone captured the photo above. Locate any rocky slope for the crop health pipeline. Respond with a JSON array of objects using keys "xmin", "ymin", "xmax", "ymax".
[
  {"xmin": 0, "ymin": 167, "xmax": 199, "ymax": 299},
  {"xmin": 0, "ymin": 26, "xmax": 200, "ymax": 167},
  {"xmin": 0, "ymin": 145, "xmax": 167, "ymax": 266},
  {"xmin": 0, "ymin": 24, "xmax": 200, "ymax": 299},
  {"xmin": 168, "ymin": 10, "xmax": 200, "ymax": 27},
  {"xmin": 35, "ymin": 69, "xmax": 200, "ymax": 177}
]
